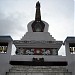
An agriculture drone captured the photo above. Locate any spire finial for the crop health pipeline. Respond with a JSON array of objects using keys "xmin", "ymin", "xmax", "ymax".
[
  {"xmin": 36, "ymin": 1, "xmax": 40, "ymax": 8},
  {"xmin": 35, "ymin": 1, "xmax": 41, "ymax": 21}
]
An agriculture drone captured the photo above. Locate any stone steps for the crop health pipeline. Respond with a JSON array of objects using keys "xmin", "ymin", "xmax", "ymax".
[
  {"xmin": 6, "ymin": 72, "xmax": 71, "ymax": 75},
  {"xmin": 6, "ymin": 65, "xmax": 72, "ymax": 75}
]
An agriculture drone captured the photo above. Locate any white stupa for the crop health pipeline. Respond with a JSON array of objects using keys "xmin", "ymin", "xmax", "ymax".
[{"xmin": 0, "ymin": 1, "xmax": 75, "ymax": 75}]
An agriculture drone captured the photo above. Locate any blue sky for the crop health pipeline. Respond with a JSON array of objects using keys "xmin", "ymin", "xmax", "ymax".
[{"xmin": 0, "ymin": 0, "xmax": 74, "ymax": 55}]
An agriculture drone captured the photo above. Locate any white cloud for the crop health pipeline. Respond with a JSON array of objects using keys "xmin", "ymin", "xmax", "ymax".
[{"xmin": 0, "ymin": 12, "xmax": 27, "ymax": 40}]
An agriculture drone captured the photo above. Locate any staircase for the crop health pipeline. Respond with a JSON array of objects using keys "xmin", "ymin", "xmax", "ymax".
[{"xmin": 6, "ymin": 65, "xmax": 72, "ymax": 75}]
